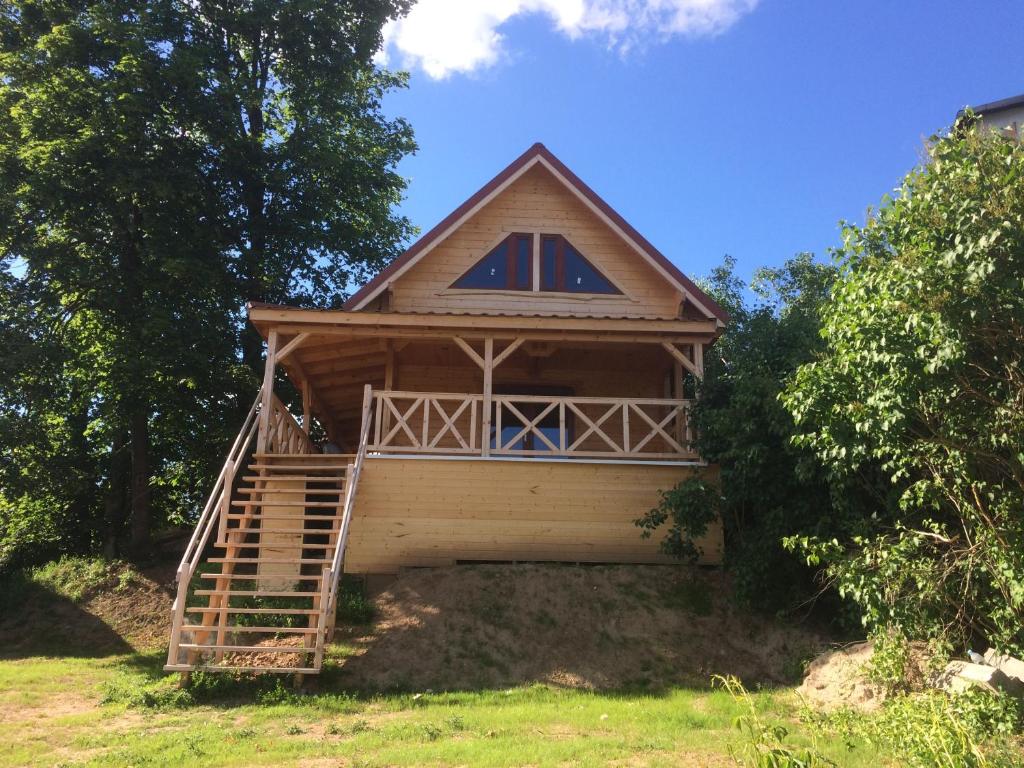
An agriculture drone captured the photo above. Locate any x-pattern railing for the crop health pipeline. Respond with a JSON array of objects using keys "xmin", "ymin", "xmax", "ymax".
[
  {"xmin": 368, "ymin": 390, "xmax": 695, "ymax": 461},
  {"xmin": 371, "ymin": 391, "xmax": 482, "ymax": 454}
]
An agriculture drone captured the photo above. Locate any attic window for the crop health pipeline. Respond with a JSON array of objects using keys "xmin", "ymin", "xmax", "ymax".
[
  {"xmin": 540, "ymin": 235, "xmax": 620, "ymax": 294},
  {"xmin": 452, "ymin": 233, "xmax": 532, "ymax": 290}
]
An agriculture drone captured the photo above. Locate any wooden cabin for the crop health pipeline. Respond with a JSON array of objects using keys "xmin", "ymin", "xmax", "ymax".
[{"xmin": 166, "ymin": 144, "xmax": 727, "ymax": 677}]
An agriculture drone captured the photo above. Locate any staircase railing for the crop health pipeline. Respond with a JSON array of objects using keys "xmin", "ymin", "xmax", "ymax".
[
  {"xmin": 166, "ymin": 384, "xmax": 264, "ymax": 668},
  {"xmin": 320, "ymin": 384, "xmax": 374, "ymax": 649}
]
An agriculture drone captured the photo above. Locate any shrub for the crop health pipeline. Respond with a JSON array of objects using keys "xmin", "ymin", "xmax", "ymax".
[
  {"xmin": 784, "ymin": 121, "xmax": 1024, "ymax": 653},
  {"xmin": 815, "ymin": 689, "xmax": 1023, "ymax": 768},
  {"xmin": 635, "ymin": 477, "xmax": 719, "ymax": 563}
]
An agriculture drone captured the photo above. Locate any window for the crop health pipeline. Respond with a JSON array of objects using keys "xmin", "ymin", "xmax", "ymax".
[
  {"xmin": 540, "ymin": 235, "xmax": 620, "ymax": 294},
  {"xmin": 492, "ymin": 385, "xmax": 574, "ymax": 452},
  {"xmin": 452, "ymin": 233, "xmax": 532, "ymax": 290}
]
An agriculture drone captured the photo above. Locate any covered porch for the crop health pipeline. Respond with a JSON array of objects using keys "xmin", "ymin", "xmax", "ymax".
[{"xmin": 250, "ymin": 305, "xmax": 718, "ymax": 464}]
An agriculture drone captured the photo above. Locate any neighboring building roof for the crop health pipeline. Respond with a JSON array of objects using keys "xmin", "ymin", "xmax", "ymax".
[
  {"xmin": 968, "ymin": 92, "xmax": 1024, "ymax": 116},
  {"xmin": 342, "ymin": 143, "xmax": 728, "ymax": 324}
]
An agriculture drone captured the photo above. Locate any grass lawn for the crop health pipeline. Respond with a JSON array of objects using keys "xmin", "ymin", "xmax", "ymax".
[{"xmin": 0, "ymin": 651, "xmax": 883, "ymax": 768}]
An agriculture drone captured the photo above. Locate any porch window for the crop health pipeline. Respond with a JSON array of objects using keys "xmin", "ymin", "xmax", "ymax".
[
  {"xmin": 452, "ymin": 233, "xmax": 532, "ymax": 290},
  {"xmin": 540, "ymin": 235, "xmax": 620, "ymax": 294},
  {"xmin": 492, "ymin": 384, "xmax": 574, "ymax": 453}
]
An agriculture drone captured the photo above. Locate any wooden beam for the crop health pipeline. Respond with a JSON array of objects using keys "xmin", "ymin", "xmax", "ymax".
[
  {"xmin": 250, "ymin": 306, "xmax": 719, "ymax": 336},
  {"xmin": 481, "ymin": 338, "xmax": 493, "ymax": 458},
  {"xmin": 256, "ymin": 329, "xmax": 278, "ymax": 453},
  {"xmin": 492, "ymin": 337, "xmax": 525, "ymax": 368},
  {"xmin": 453, "ymin": 336, "xmax": 485, "ymax": 369},
  {"xmin": 661, "ymin": 341, "xmax": 701, "ymax": 378},
  {"xmin": 301, "ymin": 379, "xmax": 311, "ymax": 436},
  {"xmin": 265, "ymin": 323, "xmax": 716, "ymax": 345},
  {"xmin": 384, "ymin": 341, "xmax": 395, "ymax": 390},
  {"xmin": 276, "ymin": 332, "xmax": 309, "ymax": 362}
]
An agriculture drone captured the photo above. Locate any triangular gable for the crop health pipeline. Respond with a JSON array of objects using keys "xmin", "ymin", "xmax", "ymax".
[{"xmin": 344, "ymin": 143, "xmax": 728, "ymax": 324}]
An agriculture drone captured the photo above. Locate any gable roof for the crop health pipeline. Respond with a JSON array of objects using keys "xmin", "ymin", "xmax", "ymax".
[{"xmin": 344, "ymin": 143, "xmax": 728, "ymax": 323}]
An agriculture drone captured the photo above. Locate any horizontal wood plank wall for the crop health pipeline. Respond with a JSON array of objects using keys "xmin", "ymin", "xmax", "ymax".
[
  {"xmin": 390, "ymin": 165, "xmax": 683, "ymax": 319},
  {"xmin": 344, "ymin": 458, "xmax": 722, "ymax": 573}
]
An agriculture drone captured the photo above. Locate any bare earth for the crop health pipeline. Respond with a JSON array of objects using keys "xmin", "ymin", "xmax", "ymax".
[{"xmin": 332, "ymin": 563, "xmax": 827, "ymax": 691}]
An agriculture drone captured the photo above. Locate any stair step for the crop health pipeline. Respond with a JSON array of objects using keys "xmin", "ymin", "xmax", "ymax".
[
  {"xmin": 215, "ymin": 542, "xmax": 336, "ymax": 550},
  {"xmin": 240, "ymin": 475, "xmax": 346, "ymax": 482},
  {"xmin": 236, "ymin": 487, "xmax": 345, "ymax": 496},
  {"xmin": 180, "ymin": 624, "xmax": 319, "ymax": 634},
  {"xmin": 231, "ymin": 501, "xmax": 342, "ymax": 508},
  {"xmin": 253, "ymin": 453, "xmax": 354, "ymax": 459},
  {"xmin": 199, "ymin": 572, "xmax": 325, "ymax": 581},
  {"xmin": 248, "ymin": 464, "xmax": 348, "ymax": 471},
  {"xmin": 177, "ymin": 643, "xmax": 317, "ymax": 653},
  {"xmin": 166, "ymin": 664, "xmax": 319, "ymax": 674},
  {"xmin": 220, "ymin": 527, "xmax": 340, "ymax": 535},
  {"xmin": 207, "ymin": 557, "xmax": 332, "ymax": 565},
  {"xmin": 185, "ymin": 607, "xmax": 320, "ymax": 615},
  {"xmin": 194, "ymin": 590, "xmax": 321, "ymax": 598},
  {"xmin": 225, "ymin": 518, "xmax": 339, "ymax": 524}
]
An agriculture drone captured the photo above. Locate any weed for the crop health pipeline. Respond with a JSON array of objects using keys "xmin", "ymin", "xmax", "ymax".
[
  {"xmin": 716, "ymin": 675, "xmax": 838, "ymax": 767},
  {"xmin": 336, "ymin": 576, "xmax": 376, "ymax": 624},
  {"xmin": 284, "ymin": 724, "xmax": 304, "ymax": 735}
]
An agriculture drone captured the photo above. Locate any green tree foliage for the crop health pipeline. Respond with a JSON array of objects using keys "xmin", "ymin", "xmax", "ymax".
[
  {"xmin": 0, "ymin": 0, "xmax": 414, "ymax": 566},
  {"xmin": 684, "ymin": 254, "xmax": 881, "ymax": 616},
  {"xmin": 783, "ymin": 121, "xmax": 1024, "ymax": 653}
]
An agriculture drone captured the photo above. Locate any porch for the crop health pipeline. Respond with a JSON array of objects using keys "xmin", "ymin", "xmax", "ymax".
[{"xmin": 251, "ymin": 306, "xmax": 716, "ymax": 465}]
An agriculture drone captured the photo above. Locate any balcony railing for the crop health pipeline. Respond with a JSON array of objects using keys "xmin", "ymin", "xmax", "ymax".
[{"xmin": 367, "ymin": 389, "xmax": 696, "ymax": 461}]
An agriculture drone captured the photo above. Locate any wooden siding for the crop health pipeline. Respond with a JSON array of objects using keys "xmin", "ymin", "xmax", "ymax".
[
  {"xmin": 389, "ymin": 165, "xmax": 684, "ymax": 319},
  {"xmin": 344, "ymin": 458, "xmax": 723, "ymax": 573}
]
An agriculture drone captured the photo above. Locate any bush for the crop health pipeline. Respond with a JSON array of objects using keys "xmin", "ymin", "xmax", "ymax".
[
  {"xmin": 635, "ymin": 477, "xmax": 719, "ymax": 563},
  {"xmin": 784, "ymin": 121, "xmax": 1024, "ymax": 653},
  {"xmin": 815, "ymin": 689, "xmax": 1023, "ymax": 768}
]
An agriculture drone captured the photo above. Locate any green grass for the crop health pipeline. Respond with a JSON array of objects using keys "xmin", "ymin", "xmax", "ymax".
[{"xmin": 0, "ymin": 652, "xmax": 886, "ymax": 768}]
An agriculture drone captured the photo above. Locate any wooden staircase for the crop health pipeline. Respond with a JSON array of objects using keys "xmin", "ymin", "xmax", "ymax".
[{"xmin": 165, "ymin": 385, "xmax": 372, "ymax": 677}]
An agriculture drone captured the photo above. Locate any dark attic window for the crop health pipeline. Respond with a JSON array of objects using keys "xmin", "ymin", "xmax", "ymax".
[
  {"xmin": 540, "ymin": 235, "xmax": 620, "ymax": 294},
  {"xmin": 452, "ymin": 233, "xmax": 532, "ymax": 290}
]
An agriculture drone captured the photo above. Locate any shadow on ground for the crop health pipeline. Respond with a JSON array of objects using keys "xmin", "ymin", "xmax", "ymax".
[{"xmin": 322, "ymin": 563, "xmax": 827, "ymax": 695}]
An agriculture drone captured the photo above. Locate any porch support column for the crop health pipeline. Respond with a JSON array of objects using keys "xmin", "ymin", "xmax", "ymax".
[
  {"xmin": 257, "ymin": 328, "xmax": 279, "ymax": 453},
  {"xmin": 301, "ymin": 379, "xmax": 312, "ymax": 436},
  {"xmin": 452, "ymin": 336, "xmax": 524, "ymax": 457},
  {"xmin": 481, "ymin": 338, "xmax": 494, "ymax": 457}
]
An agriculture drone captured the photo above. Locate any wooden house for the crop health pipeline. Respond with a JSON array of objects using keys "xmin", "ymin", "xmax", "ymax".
[{"xmin": 166, "ymin": 144, "xmax": 728, "ymax": 677}]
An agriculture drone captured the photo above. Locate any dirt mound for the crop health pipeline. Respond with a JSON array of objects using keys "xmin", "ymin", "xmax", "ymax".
[
  {"xmin": 0, "ymin": 561, "xmax": 175, "ymax": 657},
  {"xmin": 333, "ymin": 564, "xmax": 826, "ymax": 692},
  {"xmin": 798, "ymin": 642, "xmax": 885, "ymax": 713}
]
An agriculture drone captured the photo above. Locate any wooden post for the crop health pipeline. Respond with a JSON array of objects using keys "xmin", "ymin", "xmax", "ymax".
[
  {"xmin": 257, "ymin": 329, "xmax": 278, "ymax": 454},
  {"xmin": 481, "ymin": 338, "xmax": 494, "ymax": 457},
  {"xmin": 673, "ymin": 360, "xmax": 684, "ymax": 445},
  {"xmin": 301, "ymin": 379, "xmax": 311, "ymax": 436},
  {"xmin": 693, "ymin": 342, "xmax": 704, "ymax": 380}
]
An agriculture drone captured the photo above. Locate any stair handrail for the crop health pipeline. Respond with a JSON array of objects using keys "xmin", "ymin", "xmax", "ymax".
[
  {"xmin": 174, "ymin": 384, "xmax": 263, "ymax": 585},
  {"xmin": 324, "ymin": 384, "xmax": 374, "ymax": 620}
]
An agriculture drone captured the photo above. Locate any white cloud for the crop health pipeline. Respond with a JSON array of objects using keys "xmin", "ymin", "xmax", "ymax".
[{"xmin": 377, "ymin": 0, "xmax": 759, "ymax": 79}]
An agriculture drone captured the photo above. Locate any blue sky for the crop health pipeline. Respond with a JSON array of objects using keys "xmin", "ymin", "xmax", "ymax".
[{"xmin": 380, "ymin": 0, "xmax": 1023, "ymax": 286}]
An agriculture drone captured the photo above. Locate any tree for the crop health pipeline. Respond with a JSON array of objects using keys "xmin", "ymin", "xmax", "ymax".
[
  {"xmin": 0, "ymin": 0, "xmax": 415, "ymax": 563},
  {"xmin": 783, "ymin": 121, "xmax": 1024, "ymax": 652},
  {"xmin": 686, "ymin": 255, "xmax": 882, "ymax": 618},
  {"xmin": 178, "ymin": 0, "xmax": 415, "ymax": 367}
]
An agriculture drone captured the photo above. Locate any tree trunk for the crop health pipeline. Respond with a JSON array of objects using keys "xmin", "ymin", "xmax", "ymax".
[
  {"xmin": 103, "ymin": 431, "xmax": 130, "ymax": 557},
  {"xmin": 129, "ymin": 410, "xmax": 152, "ymax": 558}
]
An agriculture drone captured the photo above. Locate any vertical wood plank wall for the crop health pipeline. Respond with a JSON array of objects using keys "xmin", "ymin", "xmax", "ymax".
[
  {"xmin": 344, "ymin": 458, "xmax": 723, "ymax": 573},
  {"xmin": 388, "ymin": 165, "xmax": 684, "ymax": 319}
]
